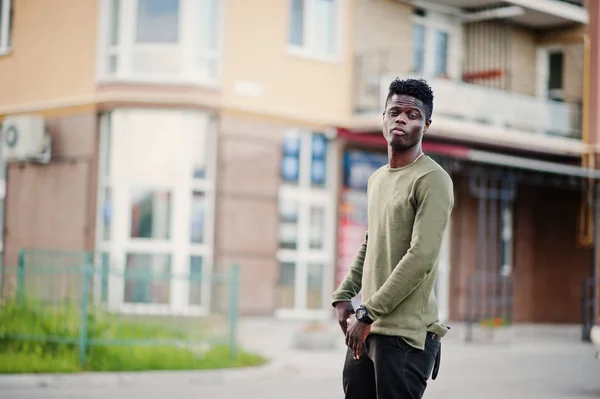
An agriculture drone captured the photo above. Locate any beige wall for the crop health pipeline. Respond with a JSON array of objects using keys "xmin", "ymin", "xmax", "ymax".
[
  {"xmin": 353, "ymin": 0, "xmax": 412, "ymax": 113},
  {"xmin": 212, "ymin": 112, "xmax": 286, "ymax": 314},
  {"xmin": 0, "ymin": 0, "xmax": 98, "ymax": 112},
  {"xmin": 510, "ymin": 26, "xmax": 538, "ymax": 96},
  {"xmin": 3, "ymin": 113, "xmax": 98, "ymax": 295},
  {"xmin": 562, "ymin": 43, "xmax": 584, "ymax": 104},
  {"xmin": 221, "ymin": 0, "xmax": 354, "ymax": 128},
  {"xmin": 354, "ymin": 0, "xmax": 412, "ymax": 57}
]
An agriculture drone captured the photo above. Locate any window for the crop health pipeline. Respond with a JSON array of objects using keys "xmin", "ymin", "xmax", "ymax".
[
  {"xmin": 276, "ymin": 131, "xmax": 335, "ymax": 318},
  {"xmin": 434, "ymin": 30, "xmax": 448, "ymax": 76},
  {"xmin": 412, "ymin": 24, "xmax": 426, "ymax": 74},
  {"xmin": 412, "ymin": 10, "xmax": 457, "ymax": 78},
  {"xmin": 0, "ymin": 0, "xmax": 13, "ymax": 54},
  {"xmin": 548, "ymin": 50, "xmax": 564, "ymax": 101},
  {"xmin": 288, "ymin": 0, "xmax": 340, "ymax": 59},
  {"xmin": 99, "ymin": 0, "xmax": 220, "ymax": 84},
  {"xmin": 96, "ymin": 109, "xmax": 215, "ymax": 315}
]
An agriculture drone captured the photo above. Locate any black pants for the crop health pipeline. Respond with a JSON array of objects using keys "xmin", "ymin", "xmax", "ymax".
[{"xmin": 342, "ymin": 333, "xmax": 440, "ymax": 399}]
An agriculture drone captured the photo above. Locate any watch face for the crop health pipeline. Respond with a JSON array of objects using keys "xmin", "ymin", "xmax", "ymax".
[{"xmin": 356, "ymin": 307, "xmax": 366, "ymax": 319}]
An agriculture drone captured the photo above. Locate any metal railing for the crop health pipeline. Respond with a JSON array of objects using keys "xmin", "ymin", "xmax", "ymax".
[
  {"xmin": 355, "ymin": 45, "xmax": 584, "ymax": 140},
  {"xmin": 465, "ymin": 271, "xmax": 514, "ymax": 343},
  {"xmin": 0, "ymin": 248, "xmax": 241, "ymax": 368}
]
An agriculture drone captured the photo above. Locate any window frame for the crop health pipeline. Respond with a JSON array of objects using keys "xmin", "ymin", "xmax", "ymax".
[
  {"xmin": 536, "ymin": 44, "xmax": 567, "ymax": 101},
  {"xmin": 412, "ymin": 9, "xmax": 461, "ymax": 79},
  {"xmin": 94, "ymin": 108, "xmax": 217, "ymax": 316},
  {"xmin": 275, "ymin": 130, "xmax": 338, "ymax": 320},
  {"xmin": 0, "ymin": 0, "xmax": 13, "ymax": 55},
  {"xmin": 286, "ymin": 0, "xmax": 344, "ymax": 62},
  {"xmin": 96, "ymin": 0, "xmax": 223, "ymax": 86}
]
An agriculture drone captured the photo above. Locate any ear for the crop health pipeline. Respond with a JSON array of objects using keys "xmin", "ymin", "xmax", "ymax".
[{"xmin": 424, "ymin": 119, "xmax": 432, "ymax": 133}]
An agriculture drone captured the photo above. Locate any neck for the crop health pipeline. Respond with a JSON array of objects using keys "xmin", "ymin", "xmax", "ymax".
[{"xmin": 388, "ymin": 144, "xmax": 423, "ymax": 168}]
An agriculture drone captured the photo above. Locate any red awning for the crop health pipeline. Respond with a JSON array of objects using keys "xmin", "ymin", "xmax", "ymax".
[
  {"xmin": 336, "ymin": 128, "xmax": 471, "ymax": 159},
  {"xmin": 336, "ymin": 128, "xmax": 600, "ymax": 179}
]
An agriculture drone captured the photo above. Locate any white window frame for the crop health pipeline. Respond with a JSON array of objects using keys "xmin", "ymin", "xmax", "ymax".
[
  {"xmin": 412, "ymin": 9, "xmax": 461, "ymax": 80},
  {"xmin": 275, "ymin": 130, "xmax": 339, "ymax": 320},
  {"xmin": 536, "ymin": 44, "xmax": 566, "ymax": 100},
  {"xmin": 96, "ymin": 0, "xmax": 223, "ymax": 86},
  {"xmin": 0, "ymin": 0, "xmax": 13, "ymax": 55},
  {"xmin": 94, "ymin": 108, "xmax": 217, "ymax": 316},
  {"xmin": 286, "ymin": 0, "xmax": 344, "ymax": 62}
]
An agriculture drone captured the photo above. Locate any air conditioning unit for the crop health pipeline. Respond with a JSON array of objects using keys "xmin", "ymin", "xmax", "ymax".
[{"xmin": 1, "ymin": 115, "xmax": 52, "ymax": 164}]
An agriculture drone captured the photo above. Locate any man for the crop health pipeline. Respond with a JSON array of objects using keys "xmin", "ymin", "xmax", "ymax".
[{"xmin": 331, "ymin": 78, "xmax": 454, "ymax": 399}]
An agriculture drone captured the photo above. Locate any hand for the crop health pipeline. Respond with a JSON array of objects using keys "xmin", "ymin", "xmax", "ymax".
[
  {"xmin": 334, "ymin": 301, "xmax": 355, "ymax": 335},
  {"xmin": 345, "ymin": 317, "xmax": 371, "ymax": 359}
]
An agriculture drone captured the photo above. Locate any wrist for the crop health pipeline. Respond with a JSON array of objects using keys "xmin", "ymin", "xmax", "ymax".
[
  {"xmin": 355, "ymin": 305, "xmax": 374, "ymax": 325},
  {"xmin": 333, "ymin": 300, "xmax": 352, "ymax": 308}
]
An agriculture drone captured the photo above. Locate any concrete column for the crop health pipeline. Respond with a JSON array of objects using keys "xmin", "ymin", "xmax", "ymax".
[{"xmin": 588, "ymin": 0, "xmax": 600, "ymax": 324}]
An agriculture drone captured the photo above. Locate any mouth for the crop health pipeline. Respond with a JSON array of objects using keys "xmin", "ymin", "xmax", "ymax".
[{"xmin": 391, "ymin": 128, "xmax": 406, "ymax": 136}]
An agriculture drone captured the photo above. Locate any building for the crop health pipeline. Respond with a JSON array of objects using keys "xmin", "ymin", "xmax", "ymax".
[
  {"xmin": 0, "ymin": 0, "xmax": 355, "ymax": 318},
  {"xmin": 0, "ymin": 0, "xmax": 598, "ymax": 332},
  {"xmin": 344, "ymin": 0, "xmax": 598, "ymax": 332}
]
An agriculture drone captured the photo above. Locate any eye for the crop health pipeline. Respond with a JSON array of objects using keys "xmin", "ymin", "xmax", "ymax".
[
  {"xmin": 409, "ymin": 113, "xmax": 419, "ymax": 119},
  {"xmin": 388, "ymin": 110, "xmax": 399, "ymax": 116}
]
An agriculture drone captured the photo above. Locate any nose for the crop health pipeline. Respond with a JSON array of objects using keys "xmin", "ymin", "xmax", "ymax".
[{"xmin": 395, "ymin": 113, "xmax": 407, "ymax": 124}]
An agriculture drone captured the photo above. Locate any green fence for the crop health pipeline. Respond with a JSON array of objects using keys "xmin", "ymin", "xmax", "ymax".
[{"xmin": 0, "ymin": 248, "xmax": 241, "ymax": 369}]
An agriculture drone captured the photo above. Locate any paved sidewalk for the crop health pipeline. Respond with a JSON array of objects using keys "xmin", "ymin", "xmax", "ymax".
[{"xmin": 1, "ymin": 318, "xmax": 599, "ymax": 399}]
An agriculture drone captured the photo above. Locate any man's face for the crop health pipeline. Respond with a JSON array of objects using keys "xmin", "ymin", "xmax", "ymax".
[{"xmin": 382, "ymin": 94, "xmax": 431, "ymax": 151}]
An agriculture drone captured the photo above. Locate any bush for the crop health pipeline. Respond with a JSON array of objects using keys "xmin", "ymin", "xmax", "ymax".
[{"xmin": 0, "ymin": 299, "xmax": 266, "ymax": 374}]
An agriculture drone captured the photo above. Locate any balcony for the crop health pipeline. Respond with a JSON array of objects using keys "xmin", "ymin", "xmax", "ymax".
[
  {"xmin": 378, "ymin": 73, "xmax": 581, "ymax": 139},
  {"xmin": 354, "ymin": 44, "xmax": 584, "ymax": 145},
  {"xmin": 409, "ymin": 0, "xmax": 587, "ymax": 28}
]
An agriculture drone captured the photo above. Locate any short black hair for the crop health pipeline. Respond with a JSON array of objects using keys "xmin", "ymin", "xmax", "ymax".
[{"xmin": 384, "ymin": 78, "xmax": 434, "ymax": 120}]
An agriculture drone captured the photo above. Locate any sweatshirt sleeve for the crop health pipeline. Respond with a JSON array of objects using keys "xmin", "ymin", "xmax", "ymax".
[
  {"xmin": 331, "ymin": 231, "xmax": 368, "ymax": 305},
  {"xmin": 363, "ymin": 169, "xmax": 454, "ymax": 321}
]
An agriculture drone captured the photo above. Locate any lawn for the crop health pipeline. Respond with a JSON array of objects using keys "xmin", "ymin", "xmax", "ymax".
[{"xmin": 0, "ymin": 299, "xmax": 266, "ymax": 374}]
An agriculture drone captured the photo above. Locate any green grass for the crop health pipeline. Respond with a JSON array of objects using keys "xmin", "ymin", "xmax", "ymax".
[{"xmin": 0, "ymin": 299, "xmax": 266, "ymax": 374}]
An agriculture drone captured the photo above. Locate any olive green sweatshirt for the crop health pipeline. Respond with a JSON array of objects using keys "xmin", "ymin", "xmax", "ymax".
[{"xmin": 331, "ymin": 155, "xmax": 454, "ymax": 350}]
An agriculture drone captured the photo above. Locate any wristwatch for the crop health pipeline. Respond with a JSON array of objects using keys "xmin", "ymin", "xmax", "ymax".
[{"xmin": 355, "ymin": 305, "xmax": 373, "ymax": 325}]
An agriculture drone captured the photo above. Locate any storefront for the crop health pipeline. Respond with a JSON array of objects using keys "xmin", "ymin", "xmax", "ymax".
[{"xmin": 336, "ymin": 128, "xmax": 598, "ymax": 329}]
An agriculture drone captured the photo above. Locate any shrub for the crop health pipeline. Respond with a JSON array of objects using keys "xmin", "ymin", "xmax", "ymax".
[{"xmin": 0, "ymin": 299, "xmax": 266, "ymax": 373}]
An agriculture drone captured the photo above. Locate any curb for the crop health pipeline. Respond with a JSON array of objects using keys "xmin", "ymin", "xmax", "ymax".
[{"xmin": 0, "ymin": 360, "xmax": 298, "ymax": 389}]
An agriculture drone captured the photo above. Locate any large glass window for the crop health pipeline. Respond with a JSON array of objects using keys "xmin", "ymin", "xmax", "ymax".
[
  {"xmin": 412, "ymin": 10, "xmax": 455, "ymax": 78},
  {"xmin": 435, "ymin": 30, "xmax": 449, "ymax": 76},
  {"xmin": 96, "ymin": 109, "xmax": 214, "ymax": 314},
  {"xmin": 124, "ymin": 253, "xmax": 172, "ymax": 304},
  {"xmin": 130, "ymin": 189, "xmax": 172, "ymax": 240},
  {"xmin": 288, "ymin": 0, "xmax": 340, "ymax": 59},
  {"xmin": 412, "ymin": 24, "xmax": 426, "ymax": 73},
  {"xmin": 136, "ymin": 0, "xmax": 180, "ymax": 43},
  {"xmin": 276, "ymin": 131, "xmax": 334, "ymax": 317},
  {"xmin": 100, "ymin": 0, "xmax": 220, "ymax": 83}
]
